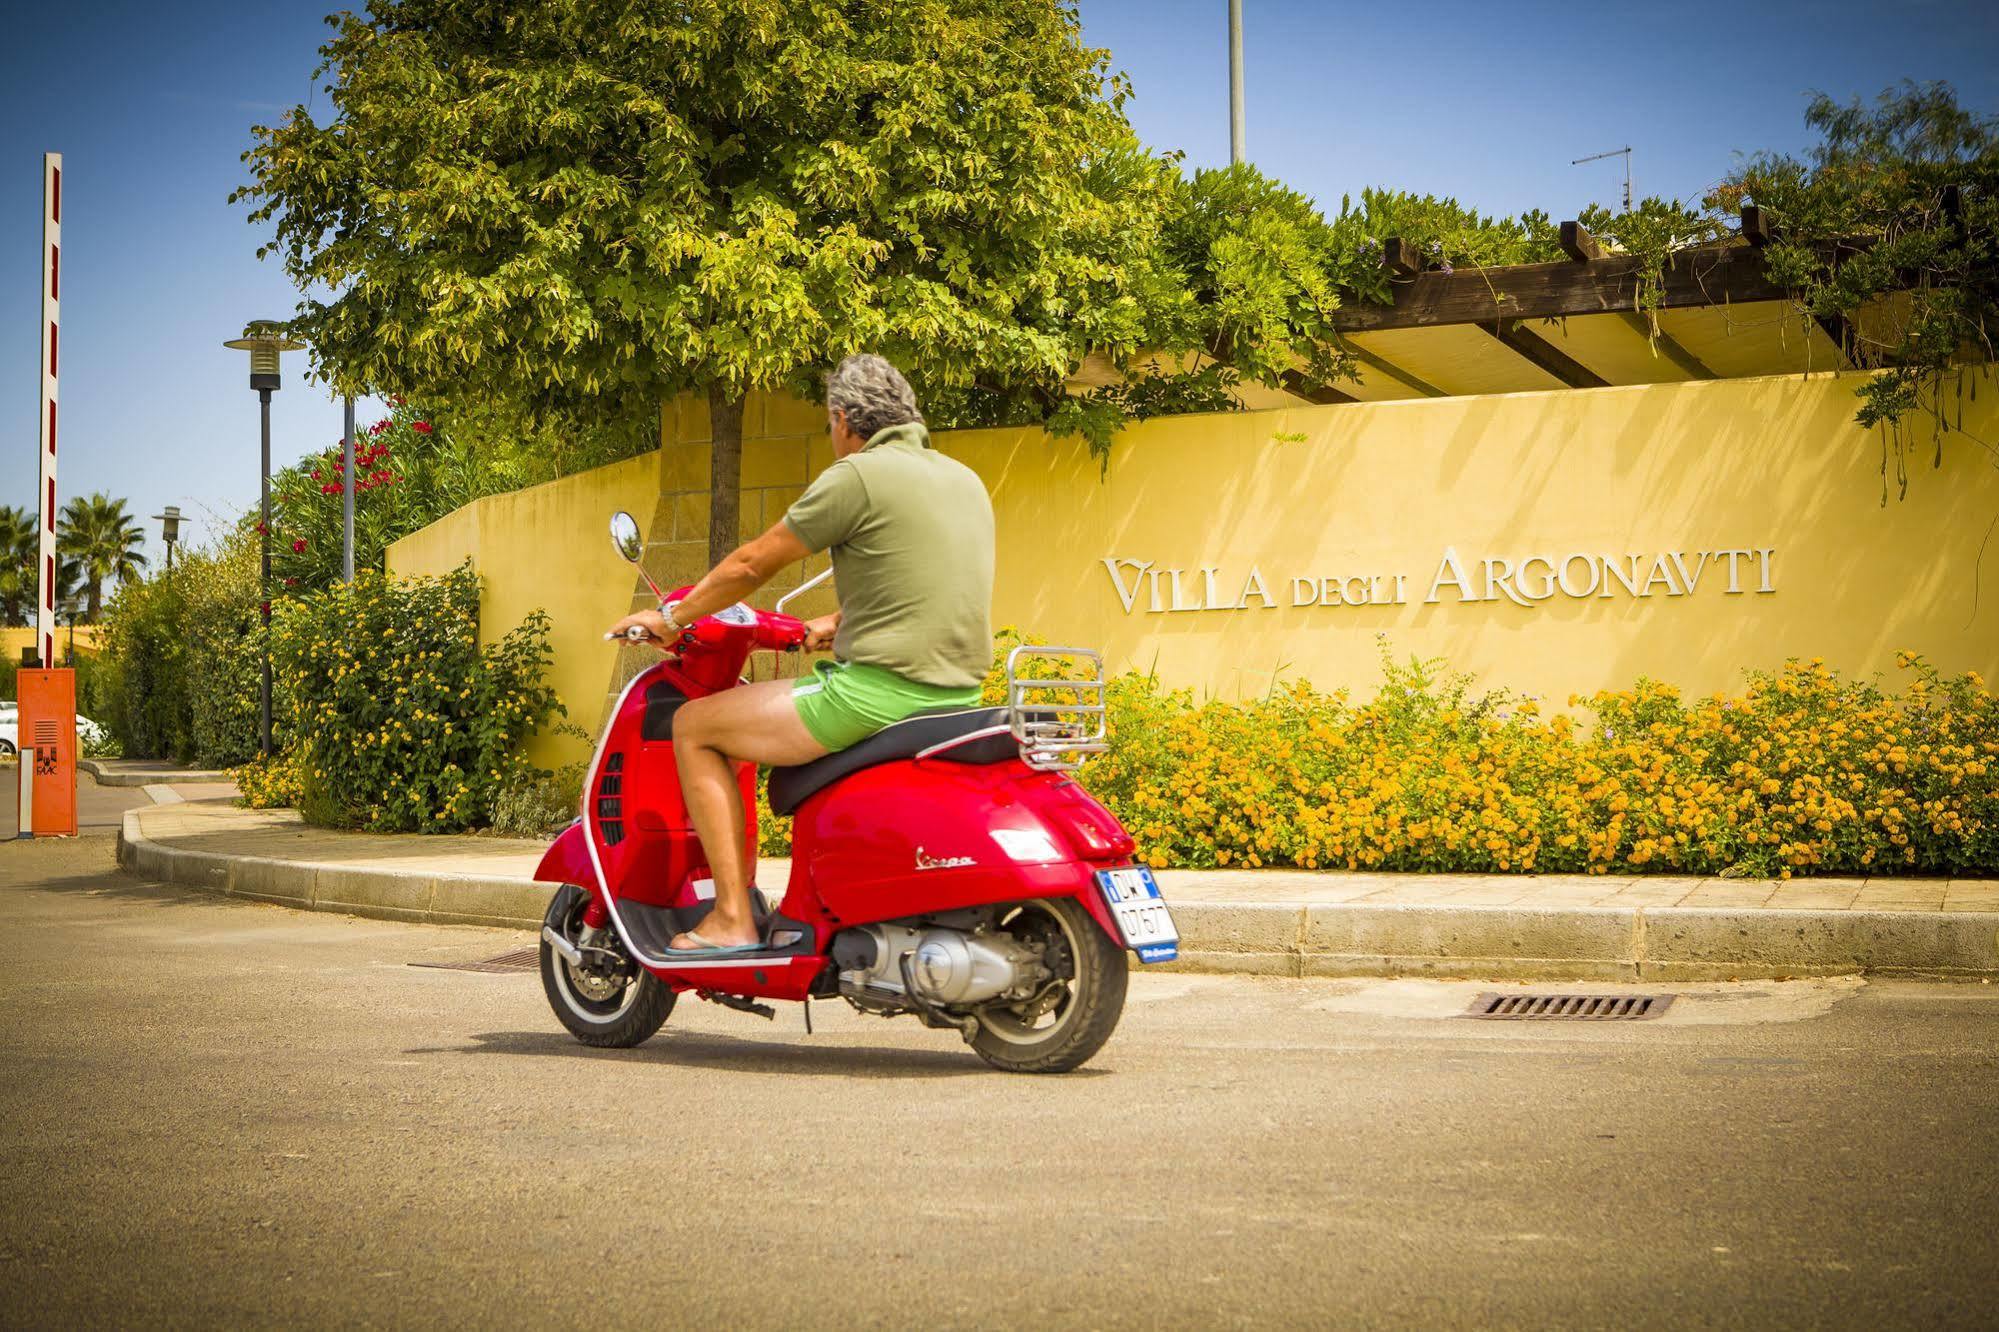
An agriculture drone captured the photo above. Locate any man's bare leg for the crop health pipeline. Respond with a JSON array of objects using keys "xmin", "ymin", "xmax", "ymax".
[{"xmin": 669, "ymin": 679, "xmax": 827, "ymax": 949}]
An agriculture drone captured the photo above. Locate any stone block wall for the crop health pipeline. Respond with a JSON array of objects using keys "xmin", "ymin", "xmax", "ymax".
[{"xmin": 607, "ymin": 391, "xmax": 840, "ymax": 711}]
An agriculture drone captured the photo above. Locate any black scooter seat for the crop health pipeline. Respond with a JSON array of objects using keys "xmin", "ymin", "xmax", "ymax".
[{"xmin": 767, "ymin": 706, "xmax": 1016, "ymax": 816}]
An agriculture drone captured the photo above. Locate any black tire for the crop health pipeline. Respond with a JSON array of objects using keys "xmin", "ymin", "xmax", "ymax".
[
  {"xmin": 970, "ymin": 897, "xmax": 1128, "ymax": 1074},
  {"xmin": 0, "ymin": 740, "xmax": 14, "ymax": 758},
  {"xmin": 539, "ymin": 885, "xmax": 674, "ymax": 1048}
]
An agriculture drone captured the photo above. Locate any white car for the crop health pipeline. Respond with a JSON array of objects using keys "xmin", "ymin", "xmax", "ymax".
[{"xmin": 0, "ymin": 704, "xmax": 105, "ymax": 756}]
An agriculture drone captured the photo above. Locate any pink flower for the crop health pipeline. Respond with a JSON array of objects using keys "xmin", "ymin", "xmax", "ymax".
[
  {"xmin": 292, "ymin": 538, "xmax": 308, "ymax": 553},
  {"xmin": 411, "ymin": 420, "xmax": 433, "ymax": 435},
  {"xmin": 310, "ymin": 469, "xmax": 321, "ymax": 481},
  {"xmin": 369, "ymin": 420, "xmax": 390, "ymax": 435}
]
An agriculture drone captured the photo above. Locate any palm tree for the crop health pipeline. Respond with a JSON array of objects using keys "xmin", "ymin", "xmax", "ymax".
[
  {"xmin": 57, "ymin": 493, "xmax": 148, "ymax": 622},
  {"xmin": 0, "ymin": 505, "xmax": 38, "ymax": 627}
]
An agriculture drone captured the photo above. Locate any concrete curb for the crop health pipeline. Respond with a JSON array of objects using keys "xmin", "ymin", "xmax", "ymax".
[
  {"xmin": 115, "ymin": 810, "xmax": 1999, "ymax": 980},
  {"xmin": 84, "ymin": 760, "xmax": 231, "ymax": 788},
  {"xmin": 1156, "ymin": 900, "xmax": 1999, "ymax": 981},
  {"xmin": 116, "ymin": 810, "xmax": 551, "ymax": 930}
]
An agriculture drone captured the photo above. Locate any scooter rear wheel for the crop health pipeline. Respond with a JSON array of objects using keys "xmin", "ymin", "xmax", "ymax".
[
  {"xmin": 970, "ymin": 897, "xmax": 1128, "ymax": 1074},
  {"xmin": 540, "ymin": 885, "xmax": 675, "ymax": 1047}
]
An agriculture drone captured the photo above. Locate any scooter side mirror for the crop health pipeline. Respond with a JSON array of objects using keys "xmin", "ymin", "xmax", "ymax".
[{"xmin": 608, "ymin": 512, "xmax": 643, "ymax": 564}]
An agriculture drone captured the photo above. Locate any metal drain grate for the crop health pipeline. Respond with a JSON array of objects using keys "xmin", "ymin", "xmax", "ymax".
[
  {"xmin": 1465, "ymin": 992, "xmax": 1675, "ymax": 1021},
  {"xmin": 410, "ymin": 946, "xmax": 540, "ymax": 974}
]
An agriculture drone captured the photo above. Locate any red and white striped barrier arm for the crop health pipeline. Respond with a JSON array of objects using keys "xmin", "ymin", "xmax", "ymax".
[{"xmin": 37, "ymin": 152, "xmax": 60, "ymax": 669}]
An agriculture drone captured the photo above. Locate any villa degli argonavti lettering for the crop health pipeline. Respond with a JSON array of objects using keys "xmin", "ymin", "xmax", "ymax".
[{"xmin": 1100, "ymin": 546, "xmax": 1777, "ymax": 614}]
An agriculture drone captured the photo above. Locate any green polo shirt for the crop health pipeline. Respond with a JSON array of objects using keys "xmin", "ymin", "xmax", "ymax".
[{"xmin": 782, "ymin": 422, "xmax": 995, "ymax": 689}]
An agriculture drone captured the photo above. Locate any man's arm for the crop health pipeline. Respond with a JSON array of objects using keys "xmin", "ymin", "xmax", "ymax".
[{"xmin": 609, "ymin": 519, "xmax": 813, "ymax": 641}]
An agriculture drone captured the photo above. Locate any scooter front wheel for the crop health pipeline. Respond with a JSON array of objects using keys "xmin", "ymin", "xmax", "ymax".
[
  {"xmin": 971, "ymin": 896, "xmax": 1128, "ymax": 1074},
  {"xmin": 540, "ymin": 884, "xmax": 675, "ymax": 1048}
]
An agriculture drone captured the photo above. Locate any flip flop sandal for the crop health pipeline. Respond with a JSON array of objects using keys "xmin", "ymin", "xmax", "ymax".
[{"xmin": 662, "ymin": 928, "xmax": 763, "ymax": 958}]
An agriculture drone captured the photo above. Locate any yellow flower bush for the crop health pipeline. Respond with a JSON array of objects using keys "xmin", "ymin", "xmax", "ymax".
[
  {"xmin": 235, "ymin": 751, "xmax": 305, "ymax": 809},
  {"xmin": 240, "ymin": 564, "xmax": 563, "ymax": 833},
  {"xmin": 763, "ymin": 636, "xmax": 1997, "ymax": 878}
]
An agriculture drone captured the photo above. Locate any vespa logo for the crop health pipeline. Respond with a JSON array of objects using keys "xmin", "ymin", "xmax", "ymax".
[{"xmin": 915, "ymin": 846, "xmax": 975, "ymax": 871}]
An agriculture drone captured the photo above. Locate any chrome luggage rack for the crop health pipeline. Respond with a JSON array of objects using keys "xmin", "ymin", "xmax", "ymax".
[{"xmin": 1005, "ymin": 645, "xmax": 1109, "ymax": 772}]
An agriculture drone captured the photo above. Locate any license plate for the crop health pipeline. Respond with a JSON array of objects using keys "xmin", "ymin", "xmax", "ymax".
[{"xmin": 1095, "ymin": 866, "xmax": 1178, "ymax": 963}]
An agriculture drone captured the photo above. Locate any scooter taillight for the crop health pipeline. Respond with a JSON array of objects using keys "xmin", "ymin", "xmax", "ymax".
[{"xmin": 1042, "ymin": 787, "xmax": 1136, "ymax": 862}]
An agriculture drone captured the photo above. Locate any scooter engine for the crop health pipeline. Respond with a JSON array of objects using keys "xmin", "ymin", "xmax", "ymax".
[{"xmin": 833, "ymin": 922, "xmax": 1044, "ymax": 1007}]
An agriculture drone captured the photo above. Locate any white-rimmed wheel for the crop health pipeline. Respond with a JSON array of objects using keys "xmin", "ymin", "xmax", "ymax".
[
  {"xmin": 971, "ymin": 897, "xmax": 1127, "ymax": 1074},
  {"xmin": 539, "ymin": 885, "xmax": 674, "ymax": 1047}
]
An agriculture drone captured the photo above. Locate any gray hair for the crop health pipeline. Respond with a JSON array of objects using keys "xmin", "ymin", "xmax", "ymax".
[{"xmin": 826, "ymin": 354, "xmax": 924, "ymax": 440}]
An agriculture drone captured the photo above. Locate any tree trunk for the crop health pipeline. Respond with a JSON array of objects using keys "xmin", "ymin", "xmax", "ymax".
[
  {"xmin": 706, "ymin": 383, "xmax": 745, "ymax": 568},
  {"xmin": 86, "ymin": 580, "xmax": 101, "ymax": 623}
]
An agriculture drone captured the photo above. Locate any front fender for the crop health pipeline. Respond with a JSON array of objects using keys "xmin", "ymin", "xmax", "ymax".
[{"xmin": 535, "ymin": 820, "xmax": 595, "ymax": 888}]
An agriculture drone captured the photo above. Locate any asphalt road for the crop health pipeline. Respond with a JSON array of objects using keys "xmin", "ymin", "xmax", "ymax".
[{"xmin": 3, "ymin": 836, "xmax": 1996, "ymax": 1330}]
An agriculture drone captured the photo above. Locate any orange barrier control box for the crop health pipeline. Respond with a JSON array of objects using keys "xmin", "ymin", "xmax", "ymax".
[{"xmin": 18, "ymin": 668, "xmax": 77, "ymax": 837}]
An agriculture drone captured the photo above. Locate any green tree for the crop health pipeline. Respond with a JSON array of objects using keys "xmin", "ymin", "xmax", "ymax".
[
  {"xmin": 57, "ymin": 492, "xmax": 148, "ymax": 622},
  {"xmin": 1708, "ymin": 81, "xmax": 1998, "ymax": 487},
  {"xmin": 238, "ymin": 0, "xmax": 1158, "ymax": 563},
  {"xmin": 0, "ymin": 506, "xmax": 37, "ymax": 627}
]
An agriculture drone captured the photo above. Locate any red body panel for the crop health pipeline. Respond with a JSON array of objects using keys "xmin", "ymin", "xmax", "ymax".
[
  {"xmin": 534, "ymin": 823, "xmax": 593, "ymax": 887},
  {"xmin": 559, "ymin": 603, "xmax": 1142, "ymax": 1003}
]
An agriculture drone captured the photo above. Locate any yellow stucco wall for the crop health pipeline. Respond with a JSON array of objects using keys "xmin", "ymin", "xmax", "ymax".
[
  {"xmin": 388, "ymin": 450, "xmax": 663, "ymax": 767},
  {"xmin": 949, "ymin": 369, "xmax": 1998, "ymax": 707},
  {"xmin": 392, "ymin": 369, "xmax": 1999, "ymax": 764},
  {"xmin": 0, "ymin": 626, "xmax": 100, "ymax": 668}
]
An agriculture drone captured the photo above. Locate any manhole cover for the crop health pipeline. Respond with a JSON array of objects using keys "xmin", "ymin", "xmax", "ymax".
[
  {"xmin": 1465, "ymin": 992, "xmax": 1675, "ymax": 1021},
  {"xmin": 410, "ymin": 946, "xmax": 540, "ymax": 974}
]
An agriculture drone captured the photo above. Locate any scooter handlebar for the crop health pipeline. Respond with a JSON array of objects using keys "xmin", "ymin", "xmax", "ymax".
[{"xmin": 605, "ymin": 590, "xmax": 807, "ymax": 654}]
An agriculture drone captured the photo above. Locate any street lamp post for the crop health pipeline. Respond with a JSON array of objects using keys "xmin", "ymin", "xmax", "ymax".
[
  {"xmin": 222, "ymin": 321, "xmax": 303, "ymax": 757},
  {"xmin": 150, "ymin": 504, "xmax": 182, "ymax": 573},
  {"xmin": 1228, "ymin": 0, "xmax": 1245, "ymax": 165}
]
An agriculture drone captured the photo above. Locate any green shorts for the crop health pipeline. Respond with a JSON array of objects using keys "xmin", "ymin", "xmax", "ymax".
[{"xmin": 790, "ymin": 660, "xmax": 983, "ymax": 753}]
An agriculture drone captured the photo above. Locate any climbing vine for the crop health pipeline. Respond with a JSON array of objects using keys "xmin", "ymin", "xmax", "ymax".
[{"xmin": 1707, "ymin": 82, "xmax": 1997, "ymax": 496}]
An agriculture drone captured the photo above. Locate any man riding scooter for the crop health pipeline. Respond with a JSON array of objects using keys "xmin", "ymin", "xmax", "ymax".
[{"xmin": 609, "ymin": 354, "xmax": 996, "ymax": 956}]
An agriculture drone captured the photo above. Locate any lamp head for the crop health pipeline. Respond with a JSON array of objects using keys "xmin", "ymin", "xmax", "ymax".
[
  {"xmin": 152, "ymin": 505, "xmax": 183, "ymax": 545},
  {"xmin": 223, "ymin": 320, "xmax": 306, "ymax": 392}
]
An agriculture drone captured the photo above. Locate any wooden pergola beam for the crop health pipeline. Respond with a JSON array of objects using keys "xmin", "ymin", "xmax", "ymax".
[
  {"xmin": 1341, "ymin": 341, "xmax": 1447, "ymax": 398},
  {"xmin": 1559, "ymin": 221, "xmax": 1601, "ymax": 263},
  {"xmin": 1278, "ymin": 369, "xmax": 1356, "ymax": 404},
  {"xmin": 1483, "ymin": 319, "xmax": 1609, "ymax": 389},
  {"xmin": 1740, "ymin": 204, "xmax": 1778, "ymax": 247},
  {"xmin": 1615, "ymin": 312, "xmax": 1717, "ymax": 380},
  {"xmin": 1383, "ymin": 237, "xmax": 1426, "ymax": 280},
  {"xmin": 1331, "ymin": 242, "xmax": 1793, "ymax": 333}
]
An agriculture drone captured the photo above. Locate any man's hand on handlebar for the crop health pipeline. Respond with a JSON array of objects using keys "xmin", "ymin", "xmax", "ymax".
[
  {"xmin": 800, "ymin": 611, "xmax": 840, "ymax": 653},
  {"xmin": 606, "ymin": 608, "xmax": 681, "ymax": 652}
]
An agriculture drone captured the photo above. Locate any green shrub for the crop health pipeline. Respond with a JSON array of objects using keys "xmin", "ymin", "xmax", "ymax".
[
  {"xmin": 94, "ymin": 533, "xmax": 263, "ymax": 767},
  {"xmin": 270, "ymin": 563, "xmax": 562, "ymax": 832},
  {"xmin": 489, "ymin": 763, "xmax": 586, "ymax": 839}
]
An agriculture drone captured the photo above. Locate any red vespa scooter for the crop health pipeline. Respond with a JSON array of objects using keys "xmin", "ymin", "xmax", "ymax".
[{"xmin": 532, "ymin": 512, "xmax": 1178, "ymax": 1073}]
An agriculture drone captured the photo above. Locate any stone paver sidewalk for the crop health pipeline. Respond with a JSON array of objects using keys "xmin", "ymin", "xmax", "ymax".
[{"xmin": 116, "ymin": 792, "xmax": 1999, "ymax": 981}]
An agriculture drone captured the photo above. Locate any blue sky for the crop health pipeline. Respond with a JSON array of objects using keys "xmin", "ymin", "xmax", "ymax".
[{"xmin": 4, "ymin": 0, "xmax": 1997, "ymax": 559}]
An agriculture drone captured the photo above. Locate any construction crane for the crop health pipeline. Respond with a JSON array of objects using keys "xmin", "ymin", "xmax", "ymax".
[{"xmin": 1573, "ymin": 146, "xmax": 1632, "ymax": 211}]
